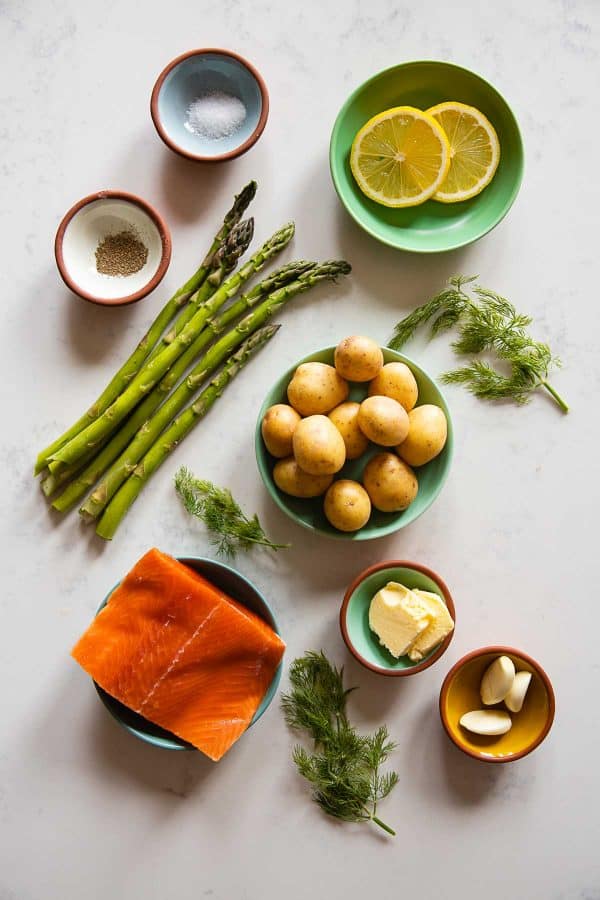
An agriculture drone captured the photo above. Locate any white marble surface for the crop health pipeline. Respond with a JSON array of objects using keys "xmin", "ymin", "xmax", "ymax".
[{"xmin": 2, "ymin": 1, "xmax": 599, "ymax": 897}]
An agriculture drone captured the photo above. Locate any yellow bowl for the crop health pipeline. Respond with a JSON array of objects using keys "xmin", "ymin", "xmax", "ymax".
[{"xmin": 439, "ymin": 646, "xmax": 555, "ymax": 763}]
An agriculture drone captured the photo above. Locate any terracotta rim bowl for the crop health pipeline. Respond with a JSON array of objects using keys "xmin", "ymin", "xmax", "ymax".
[
  {"xmin": 340, "ymin": 560, "xmax": 456, "ymax": 676},
  {"xmin": 150, "ymin": 48, "xmax": 269, "ymax": 162},
  {"xmin": 439, "ymin": 645, "xmax": 555, "ymax": 763},
  {"xmin": 55, "ymin": 190, "xmax": 172, "ymax": 306}
]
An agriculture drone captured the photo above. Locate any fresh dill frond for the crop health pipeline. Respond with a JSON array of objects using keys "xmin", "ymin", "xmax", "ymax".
[
  {"xmin": 174, "ymin": 466, "xmax": 290, "ymax": 557},
  {"xmin": 388, "ymin": 276, "xmax": 568, "ymax": 412},
  {"xmin": 281, "ymin": 651, "xmax": 398, "ymax": 836},
  {"xmin": 442, "ymin": 360, "xmax": 533, "ymax": 404},
  {"xmin": 388, "ymin": 275, "xmax": 477, "ymax": 350}
]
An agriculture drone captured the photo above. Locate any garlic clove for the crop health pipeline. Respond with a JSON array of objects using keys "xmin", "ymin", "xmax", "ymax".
[
  {"xmin": 480, "ymin": 655, "xmax": 515, "ymax": 705},
  {"xmin": 504, "ymin": 670, "xmax": 532, "ymax": 713},
  {"xmin": 459, "ymin": 709, "xmax": 512, "ymax": 736}
]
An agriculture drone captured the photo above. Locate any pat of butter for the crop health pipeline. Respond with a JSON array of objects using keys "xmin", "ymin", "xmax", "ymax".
[
  {"xmin": 368, "ymin": 582, "xmax": 432, "ymax": 658},
  {"xmin": 406, "ymin": 589, "xmax": 455, "ymax": 661}
]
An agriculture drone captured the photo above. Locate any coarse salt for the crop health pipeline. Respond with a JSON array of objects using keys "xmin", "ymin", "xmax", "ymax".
[{"xmin": 184, "ymin": 90, "xmax": 247, "ymax": 140}]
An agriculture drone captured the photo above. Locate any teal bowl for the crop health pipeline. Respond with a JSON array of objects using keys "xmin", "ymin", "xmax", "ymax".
[
  {"xmin": 340, "ymin": 560, "xmax": 456, "ymax": 676},
  {"xmin": 255, "ymin": 346, "xmax": 454, "ymax": 540},
  {"xmin": 330, "ymin": 60, "xmax": 524, "ymax": 252},
  {"xmin": 94, "ymin": 556, "xmax": 283, "ymax": 751}
]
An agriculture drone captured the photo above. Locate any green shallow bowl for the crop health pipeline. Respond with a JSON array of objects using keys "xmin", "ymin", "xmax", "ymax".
[
  {"xmin": 255, "ymin": 346, "xmax": 454, "ymax": 540},
  {"xmin": 340, "ymin": 561, "xmax": 456, "ymax": 676},
  {"xmin": 94, "ymin": 556, "xmax": 284, "ymax": 752},
  {"xmin": 330, "ymin": 60, "xmax": 524, "ymax": 252}
]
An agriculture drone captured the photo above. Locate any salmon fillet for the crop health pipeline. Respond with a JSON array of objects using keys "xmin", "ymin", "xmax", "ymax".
[{"xmin": 72, "ymin": 548, "xmax": 285, "ymax": 760}]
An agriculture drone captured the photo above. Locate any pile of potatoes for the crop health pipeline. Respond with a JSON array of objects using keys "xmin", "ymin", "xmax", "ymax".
[{"xmin": 261, "ymin": 336, "xmax": 448, "ymax": 533}]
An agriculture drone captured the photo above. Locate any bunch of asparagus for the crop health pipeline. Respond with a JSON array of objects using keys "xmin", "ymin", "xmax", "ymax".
[{"xmin": 36, "ymin": 182, "xmax": 351, "ymax": 539}]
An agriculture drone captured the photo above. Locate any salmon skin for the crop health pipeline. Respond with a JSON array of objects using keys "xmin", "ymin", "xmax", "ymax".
[{"xmin": 72, "ymin": 548, "xmax": 285, "ymax": 760}]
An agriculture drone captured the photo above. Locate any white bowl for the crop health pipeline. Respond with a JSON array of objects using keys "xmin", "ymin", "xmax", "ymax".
[{"xmin": 55, "ymin": 191, "xmax": 171, "ymax": 306}]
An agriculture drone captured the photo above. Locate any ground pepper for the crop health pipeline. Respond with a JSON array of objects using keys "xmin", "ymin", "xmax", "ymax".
[{"xmin": 95, "ymin": 230, "xmax": 148, "ymax": 276}]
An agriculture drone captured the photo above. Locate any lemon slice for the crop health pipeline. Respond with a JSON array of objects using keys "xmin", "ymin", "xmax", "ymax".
[
  {"xmin": 350, "ymin": 106, "xmax": 451, "ymax": 208},
  {"xmin": 426, "ymin": 102, "xmax": 500, "ymax": 203}
]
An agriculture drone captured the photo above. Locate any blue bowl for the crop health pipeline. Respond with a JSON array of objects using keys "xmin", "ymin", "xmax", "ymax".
[
  {"xmin": 94, "ymin": 556, "xmax": 284, "ymax": 751},
  {"xmin": 151, "ymin": 48, "xmax": 269, "ymax": 161}
]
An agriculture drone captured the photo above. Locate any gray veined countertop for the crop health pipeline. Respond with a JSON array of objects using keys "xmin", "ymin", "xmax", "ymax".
[{"xmin": 1, "ymin": 0, "xmax": 599, "ymax": 898}]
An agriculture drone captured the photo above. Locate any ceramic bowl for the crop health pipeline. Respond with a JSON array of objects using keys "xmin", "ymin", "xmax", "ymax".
[
  {"xmin": 340, "ymin": 561, "xmax": 455, "ymax": 676},
  {"xmin": 95, "ymin": 556, "xmax": 284, "ymax": 751},
  {"xmin": 439, "ymin": 646, "xmax": 555, "ymax": 763},
  {"xmin": 330, "ymin": 60, "xmax": 524, "ymax": 253},
  {"xmin": 55, "ymin": 190, "xmax": 171, "ymax": 306},
  {"xmin": 255, "ymin": 346, "xmax": 453, "ymax": 540},
  {"xmin": 151, "ymin": 48, "xmax": 269, "ymax": 162}
]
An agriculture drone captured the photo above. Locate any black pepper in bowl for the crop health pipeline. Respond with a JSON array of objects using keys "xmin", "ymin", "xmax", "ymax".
[{"xmin": 95, "ymin": 230, "xmax": 148, "ymax": 277}]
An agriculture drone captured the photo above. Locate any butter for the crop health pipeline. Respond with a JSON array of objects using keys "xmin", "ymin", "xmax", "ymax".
[
  {"xmin": 406, "ymin": 589, "xmax": 455, "ymax": 661},
  {"xmin": 368, "ymin": 582, "xmax": 432, "ymax": 658}
]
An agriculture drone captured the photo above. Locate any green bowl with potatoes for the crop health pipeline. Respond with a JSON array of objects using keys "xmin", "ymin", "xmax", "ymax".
[
  {"xmin": 255, "ymin": 343, "xmax": 454, "ymax": 540},
  {"xmin": 340, "ymin": 560, "xmax": 456, "ymax": 676}
]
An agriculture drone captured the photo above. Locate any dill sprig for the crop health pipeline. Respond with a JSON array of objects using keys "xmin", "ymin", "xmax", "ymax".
[
  {"xmin": 174, "ymin": 466, "xmax": 290, "ymax": 557},
  {"xmin": 389, "ymin": 276, "xmax": 568, "ymax": 412},
  {"xmin": 281, "ymin": 651, "xmax": 399, "ymax": 836}
]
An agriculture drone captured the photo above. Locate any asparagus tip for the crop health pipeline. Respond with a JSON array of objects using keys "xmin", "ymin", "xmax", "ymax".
[{"xmin": 227, "ymin": 181, "xmax": 258, "ymax": 223}]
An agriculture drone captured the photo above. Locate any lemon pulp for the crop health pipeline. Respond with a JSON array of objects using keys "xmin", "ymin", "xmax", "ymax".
[
  {"xmin": 427, "ymin": 101, "xmax": 500, "ymax": 203},
  {"xmin": 350, "ymin": 106, "xmax": 451, "ymax": 208}
]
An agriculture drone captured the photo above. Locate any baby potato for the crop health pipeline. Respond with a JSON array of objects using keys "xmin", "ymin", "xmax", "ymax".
[
  {"xmin": 363, "ymin": 452, "xmax": 418, "ymax": 512},
  {"xmin": 273, "ymin": 457, "xmax": 333, "ymax": 498},
  {"xmin": 324, "ymin": 480, "xmax": 371, "ymax": 532},
  {"xmin": 368, "ymin": 362, "xmax": 418, "ymax": 412},
  {"xmin": 397, "ymin": 404, "xmax": 448, "ymax": 466},
  {"xmin": 261, "ymin": 404, "xmax": 301, "ymax": 458},
  {"xmin": 334, "ymin": 335, "xmax": 384, "ymax": 382},
  {"xmin": 328, "ymin": 402, "xmax": 370, "ymax": 460},
  {"xmin": 358, "ymin": 395, "xmax": 409, "ymax": 447},
  {"xmin": 287, "ymin": 362, "xmax": 349, "ymax": 416},
  {"xmin": 292, "ymin": 415, "xmax": 346, "ymax": 475}
]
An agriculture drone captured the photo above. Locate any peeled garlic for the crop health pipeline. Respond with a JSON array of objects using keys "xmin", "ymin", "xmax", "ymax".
[
  {"xmin": 480, "ymin": 655, "xmax": 515, "ymax": 705},
  {"xmin": 504, "ymin": 670, "xmax": 532, "ymax": 713},
  {"xmin": 459, "ymin": 709, "xmax": 512, "ymax": 736}
]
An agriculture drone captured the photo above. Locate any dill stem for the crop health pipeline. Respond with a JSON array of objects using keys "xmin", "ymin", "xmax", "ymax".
[
  {"xmin": 371, "ymin": 816, "xmax": 396, "ymax": 836},
  {"xmin": 541, "ymin": 380, "xmax": 569, "ymax": 413},
  {"xmin": 238, "ymin": 534, "xmax": 291, "ymax": 549}
]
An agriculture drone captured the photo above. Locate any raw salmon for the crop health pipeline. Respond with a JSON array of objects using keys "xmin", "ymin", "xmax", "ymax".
[{"xmin": 72, "ymin": 548, "xmax": 285, "ymax": 760}]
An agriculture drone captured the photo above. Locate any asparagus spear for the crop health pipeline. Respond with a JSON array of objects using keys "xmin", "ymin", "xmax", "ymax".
[
  {"xmin": 196, "ymin": 180, "xmax": 256, "ymax": 275},
  {"xmin": 76, "ymin": 259, "xmax": 316, "ymax": 518},
  {"xmin": 43, "ymin": 219, "xmax": 254, "ymax": 481},
  {"xmin": 87, "ymin": 260, "xmax": 351, "ymax": 531},
  {"xmin": 95, "ymin": 326, "xmax": 281, "ymax": 540},
  {"xmin": 52, "ymin": 261, "xmax": 313, "ymax": 513},
  {"xmin": 49, "ymin": 221, "xmax": 297, "ymax": 469},
  {"xmin": 145, "ymin": 216, "xmax": 255, "ymax": 358},
  {"xmin": 42, "ymin": 450, "xmax": 98, "ymax": 497},
  {"xmin": 35, "ymin": 181, "xmax": 257, "ymax": 474}
]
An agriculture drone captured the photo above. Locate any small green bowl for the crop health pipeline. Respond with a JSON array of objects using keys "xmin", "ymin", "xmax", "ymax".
[
  {"xmin": 94, "ymin": 556, "xmax": 284, "ymax": 751},
  {"xmin": 330, "ymin": 60, "xmax": 524, "ymax": 253},
  {"xmin": 255, "ymin": 346, "xmax": 454, "ymax": 540},
  {"xmin": 340, "ymin": 560, "xmax": 456, "ymax": 675}
]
